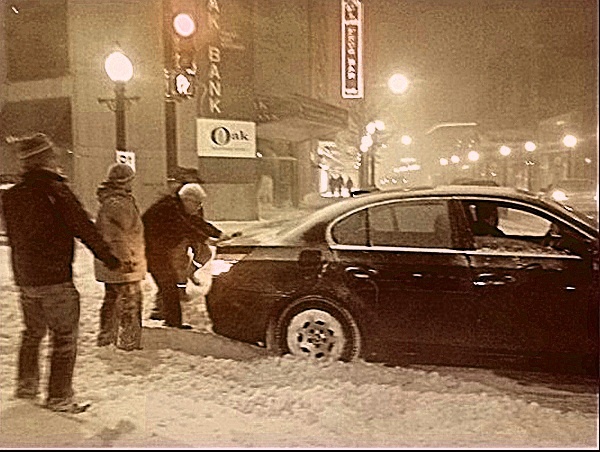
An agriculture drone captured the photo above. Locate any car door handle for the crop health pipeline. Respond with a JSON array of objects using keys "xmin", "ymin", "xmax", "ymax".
[
  {"xmin": 519, "ymin": 263, "xmax": 542, "ymax": 271},
  {"xmin": 473, "ymin": 273, "xmax": 515, "ymax": 286},
  {"xmin": 345, "ymin": 266, "xmax": 377, "ymax": 279}
]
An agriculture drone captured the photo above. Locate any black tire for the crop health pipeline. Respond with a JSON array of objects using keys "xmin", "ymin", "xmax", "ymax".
[{"xmin": 266, "ymin": 296, "xmax": 361, "ymax": 362}]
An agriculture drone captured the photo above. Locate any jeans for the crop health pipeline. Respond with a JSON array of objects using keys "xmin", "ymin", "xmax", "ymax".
[
  {"xmin": 148, "ymin": 257, "xmax": 182, "ymax": 326},
  {"xmin": 17, "ymin": 282, "xmax": 80, "ymax": 404},
  {"xmin": 98, "ymin": 282, "xmax": 143, "ymax": 350}
]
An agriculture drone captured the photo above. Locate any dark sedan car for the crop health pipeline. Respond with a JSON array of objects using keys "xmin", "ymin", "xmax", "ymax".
[{"xmin": 206, "ymin": 186, "xmax": 599, "ymax": 374}]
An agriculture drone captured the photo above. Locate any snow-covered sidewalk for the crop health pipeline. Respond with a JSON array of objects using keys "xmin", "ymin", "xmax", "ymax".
[{"xmin": 0, "ymin": 237, "xmax": 598, "ymax": 448}]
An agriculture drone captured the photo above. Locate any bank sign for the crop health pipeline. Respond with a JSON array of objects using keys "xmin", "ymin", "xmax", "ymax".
[
  {"xmin": 341, "ymin": 0, "xmax": 363, "ymax": 99},
  {"xmin": 196, "ymin": 118, "xmax": 256, "ymax": 158}
]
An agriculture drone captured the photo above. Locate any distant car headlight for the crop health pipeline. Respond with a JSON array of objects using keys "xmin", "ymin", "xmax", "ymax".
[{"xmin": 551, "ymin": 190, "xmax": 568, "ymax": 202}]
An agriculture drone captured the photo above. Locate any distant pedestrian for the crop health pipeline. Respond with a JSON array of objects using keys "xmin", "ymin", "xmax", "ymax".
[
  {"xmin": 335, "ymin": 174, "xmax": 345, "ymax": 196},
  {"xmin": 328, "ymin": 174, "xmax": 335, "ymax": 195},
  {"xmin": 94, "ymin": 163, "xmax": 147, "ymax": 351},
  {"xmin": 346, "ymin": 176, "xmax": 354, "ymax": 195},
  {"xmin": 142, "ymin": 183, "xmax": 226, "ymax": 329},
  {"xmin": 0, "ymin": 133, "xmax": 121, "ymax": 414},
  {"xmin": 257, "ymin": 174, "xmax": 274, "ymax": 206}
]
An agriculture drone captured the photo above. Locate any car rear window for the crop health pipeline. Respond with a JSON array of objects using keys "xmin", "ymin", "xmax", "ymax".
[{"xmin": 331, "ymin": 200, "xmax": 452, "ymax": 248}]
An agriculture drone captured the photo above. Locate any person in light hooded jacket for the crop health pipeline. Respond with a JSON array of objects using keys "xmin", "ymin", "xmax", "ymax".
[{"xmin": 94, "ymin": 163, "xmax": 147, "ymax": 351}]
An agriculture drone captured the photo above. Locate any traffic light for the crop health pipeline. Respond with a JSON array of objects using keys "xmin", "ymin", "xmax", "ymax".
[
  {"xmin": 166, "ymin": 1, "xmax": 199, "ymax": 100},
  {"xmin": 172, "ymin": 12, "xmax": 196, "ymax": 71}
]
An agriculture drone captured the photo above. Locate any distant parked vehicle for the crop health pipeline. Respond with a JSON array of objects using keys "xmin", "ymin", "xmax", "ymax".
[
  {"xmin": 541, "ymin": 179, "xmax": 598, "ymax": 221},
  {"xmin": 451, "ymin": 177, "xmax": 500, "ymax": 187}
]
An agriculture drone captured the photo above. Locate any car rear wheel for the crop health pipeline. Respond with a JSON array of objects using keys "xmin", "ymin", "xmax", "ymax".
[{"xmin": 266, "ymin": 297, "xmax": 361, "ymax": 362}]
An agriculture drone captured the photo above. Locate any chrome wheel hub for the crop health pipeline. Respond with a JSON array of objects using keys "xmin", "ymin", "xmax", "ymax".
[{"xmin": 286, "ymin": 309, "xmax": 345, "ymax": 360}]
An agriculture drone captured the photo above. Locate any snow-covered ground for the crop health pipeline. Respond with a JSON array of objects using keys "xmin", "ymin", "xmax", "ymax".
[{"xmin": 0, "ymin": 240, "xmax": 598, "ymax": 448}]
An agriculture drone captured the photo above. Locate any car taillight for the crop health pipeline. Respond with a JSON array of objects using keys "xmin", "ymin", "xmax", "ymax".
[{"xmin": 211, "ymin": 253, "xmax": 247, "ymax": 276}]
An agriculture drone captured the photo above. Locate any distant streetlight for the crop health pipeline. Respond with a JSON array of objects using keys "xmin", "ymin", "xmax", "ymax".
[
  {"xmin": 401, "ymin": 135, "xmax": 412, "ymax": 146},
  {"xmin": 388, "ymin": 73, "xmax": 410, "ymax": 95},
  {"xmin": 562, "ymin": 134, "xmax": 577, "ymax": 148},
  {"xmin": 439, "ymin": 158, "xmax": 449, "ymax": 166},
  {"xmin": 499, "ymin": 145, "xmax": 512, "ymax": 157},
  {"xmin": 467, "ymin": 150, "xmax": 480, "ymax": 162},
  {"xmin": 524, "ymin": 141, "xmax": 537, "ymax": 152},
  {"xmin": 98, "ymin": 51, "xmax": 139, "ymax": 152},
  {"xmin": 450, "ymin": 155, "xmax": 460, "ymax": 164}
]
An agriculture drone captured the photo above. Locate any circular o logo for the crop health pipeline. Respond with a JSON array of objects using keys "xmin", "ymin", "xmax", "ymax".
[{"xmin": 211, "ymin": 127, "xmax": 231, "ymax": 146}]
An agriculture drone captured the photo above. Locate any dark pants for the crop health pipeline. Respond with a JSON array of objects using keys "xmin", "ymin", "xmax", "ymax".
[
  {"xmin": 17, "ymin": 282, "xmax": 80, "ymax": 404},
  {"xmin": 98, "ymin": 282, "xmax": 143, "ymax": 350},
  {"xmin": 148, "ymin": 256, "xmax": 182, "ymax": 326}
]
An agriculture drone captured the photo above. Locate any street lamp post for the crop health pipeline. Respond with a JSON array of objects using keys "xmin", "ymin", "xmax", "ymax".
[
  {"xmin": 499, "ymin": 145, "xmax": 512, "ymax": 186},
  {"xmin": 524, "ymin": 141, "xmax": 536, "ymax": 191},
  {"xmin": 357, "ymin": 73, "xmax": 409, "ymax": 189},
  {"xmin": 367, "ymin": 120, "xmax": 385, "ymax": 187},
  {"xmin": 562, "ymin": 134, "xmax": 577, "ymax": 178},
  {"xmin": 98, "ymin": 51, "xmax": 140, "ymax": 152}
]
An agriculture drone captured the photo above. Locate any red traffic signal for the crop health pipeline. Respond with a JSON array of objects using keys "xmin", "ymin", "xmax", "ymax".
[
  {"xmin": 169, "ymin": 0, "xmax": 198, "ymax": 69},
  {"xmin": 173, "ymin": 13, "xmax": 195, "ymax": 37}
]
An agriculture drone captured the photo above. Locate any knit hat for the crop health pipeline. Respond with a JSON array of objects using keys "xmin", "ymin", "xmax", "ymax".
[
  {"xmin": 178, "ymin": 183, "xmax": 207, "ymax": 204},
  {"xmin": 105, "ymin": 163, "xmax": 135, "ymax": 184},
  {"xmin": 9, "ymin": 133, "xmax": 55, "ymax": 161}
]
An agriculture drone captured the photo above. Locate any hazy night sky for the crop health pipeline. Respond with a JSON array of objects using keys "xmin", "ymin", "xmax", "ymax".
[{"xmin": 363, "ymin": 0, "xmax": 598, "ymax": 135}]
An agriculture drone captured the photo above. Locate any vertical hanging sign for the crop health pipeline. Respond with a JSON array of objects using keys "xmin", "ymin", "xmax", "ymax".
[
  {"xmin": 198, "ymin": 0, "xmax": 254, "ymax": 120},
  {"xmin": 341, "ymin": 0, "xmax": 363, "ymax": 99}
]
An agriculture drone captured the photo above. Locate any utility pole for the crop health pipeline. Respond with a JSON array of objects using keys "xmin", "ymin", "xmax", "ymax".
[{"xmin": 163, "ymin": 0, "xmax": 178, "ymax": 179}]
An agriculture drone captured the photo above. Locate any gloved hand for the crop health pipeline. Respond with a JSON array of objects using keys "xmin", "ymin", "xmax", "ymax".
[
  {"xmin": 104, "ymin": 255, "xmax": 121, "ymax": 270},
  {"xmin": 217, "ymin": 231, "xmax": 242, "ymax": 242}
]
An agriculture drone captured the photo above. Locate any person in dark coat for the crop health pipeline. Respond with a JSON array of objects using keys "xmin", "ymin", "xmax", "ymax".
[
  {"xmin": 142, "ymin": 183, "xmax": 225, "ymax": 329},
  {"xmin": 150, "ymin": 172, "xmax": 223, "ymax": 313},
  {"xmin": 345, "ymin": 176, "xmax": 354, "ymax": 196},
  {"xmin": 0, "ymin": 133, "xmax": 120, "ymax": 414},
  {"xmin": 94, "ymin": 163, "xmax": 147, "ymax": 351}
]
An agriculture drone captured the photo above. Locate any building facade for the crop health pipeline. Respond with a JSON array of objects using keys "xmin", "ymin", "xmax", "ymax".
[{"xmin": 1, "ymin": 0, "xmax": 351, "ymax": 219}]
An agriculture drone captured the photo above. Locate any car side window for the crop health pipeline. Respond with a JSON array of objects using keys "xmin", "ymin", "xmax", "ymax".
[
  {"xmin": 369, "ymin": 201, "xmax": 451, "ymax": 248},
  {"xmin": 462, "ymin": 200, "xmax": 575, "ymax": 255},
  {"xmin": 331, "ymin": 208, "xmax": 368, "ymax": 245}
]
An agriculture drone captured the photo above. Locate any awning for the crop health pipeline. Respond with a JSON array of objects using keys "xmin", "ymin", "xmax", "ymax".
[{"xmin": 254, "ymin": 94, "xmax": 348, "ymax": 142}]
